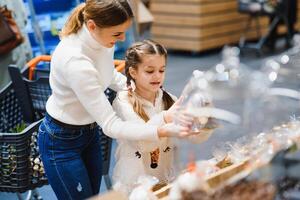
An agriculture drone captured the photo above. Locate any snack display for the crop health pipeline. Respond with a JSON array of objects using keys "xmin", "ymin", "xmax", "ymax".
[
  {"xmin": 162, "ymin": 119, "xmax": 300, "ymax": 200},
  {"xmin": 215, "ymin": 156, "xmax": 233, "ymax": 169},
  {"xmin": 181, "ymin": 180, "xmax": 276, "ymax": 200},
  {"xmin": 148, "ymin": 44, "xmax": 300, "ymax": 200}
]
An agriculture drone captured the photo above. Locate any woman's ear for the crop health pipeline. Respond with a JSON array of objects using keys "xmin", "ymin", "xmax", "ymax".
[
  {"xmin": 129, "ymin": 67, "xmax": 137, "ymax": 80},
  {"xmin": 86, "ymin": 19, "xmax": 96, "ymax": 31}
]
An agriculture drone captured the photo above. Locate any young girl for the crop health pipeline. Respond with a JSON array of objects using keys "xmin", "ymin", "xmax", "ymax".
[{"xmin": 112, "ymin": 40, "xmax": 212, "ymax": 195}]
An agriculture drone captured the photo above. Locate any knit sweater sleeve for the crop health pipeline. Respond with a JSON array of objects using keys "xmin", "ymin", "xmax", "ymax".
[
  {"xmin": 109, "ymin": 68, "xmax": 127, "ymax": 91},
  {"xmin": 112, "ymin": 92, "xmax": 165, "ymax": 126},
  {"xmin": 113, "ymin": 91, "xmax": 168, "ymax": 152},
  {"xmin": 64, "ymin": 57, "xmax": 159, "ymax": 141}
]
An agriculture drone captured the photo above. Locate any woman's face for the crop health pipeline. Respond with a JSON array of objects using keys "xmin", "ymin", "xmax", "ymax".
[
  {"xmin": 130, "ymin": 54, "xmax": 166, "ymax": 94},
  {"xmin": 87, "ymin": 19, "xmax": 132, "ymax": 48}
]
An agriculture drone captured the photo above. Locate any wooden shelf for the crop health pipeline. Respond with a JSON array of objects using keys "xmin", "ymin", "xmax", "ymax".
[{"xmin": 150, "ymin": 0, "xmax": 300, "ymax": 52}]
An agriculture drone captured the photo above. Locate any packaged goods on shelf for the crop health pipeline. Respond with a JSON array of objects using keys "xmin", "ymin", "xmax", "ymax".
[{"xmin": 154, "ymin": 119, "xmax": 300, "ymax": 200}]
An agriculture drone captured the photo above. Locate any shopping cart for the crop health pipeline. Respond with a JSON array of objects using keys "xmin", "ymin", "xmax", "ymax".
[
  {"xmin": 8, "ymin": 56, "xmax": 125, "ymax": 190},
  {"xmin": 0, "ymin": 82, "xmax": 47, "ymax": 199}
]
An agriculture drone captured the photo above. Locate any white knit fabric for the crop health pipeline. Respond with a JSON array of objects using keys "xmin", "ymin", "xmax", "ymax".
[
  {"xmin": 112, "ymin": 90, "xmax": 214, "ymax": 195},
  {"xmin": 112, "ymin": 89, "xmax": 175, "ymax": 195}
]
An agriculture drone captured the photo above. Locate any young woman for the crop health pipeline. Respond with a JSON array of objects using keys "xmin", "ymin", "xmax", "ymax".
[
  {"xmin": 37, "ymin": 1, "xmax": 193, "ymax": 199},
  {"xmin": 112, "ymin": 40, "xmax": 213, "ymax": 195}
]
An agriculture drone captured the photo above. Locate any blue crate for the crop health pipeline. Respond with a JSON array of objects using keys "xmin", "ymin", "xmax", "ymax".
[
  {"xmin": 26, "ymin": 10, "xmax": 69, "ymax": 56},
  {"xmin": 28, "ymin": 32, "xmax": 38, "ymax": 47},
  {"xmin": 23, "ymin": 0, "xmax": 77, "ymax": 14},
  {"xmin": 29, "ymin": 29, "xmax": 60, "ymax": 56},
  {"xmin": 23, "ymin": 0, "xmax": 134, "ymax": 57},
  {"xmin": 43, "ymin": 31, "xmax": 60, "ymax": 44}
]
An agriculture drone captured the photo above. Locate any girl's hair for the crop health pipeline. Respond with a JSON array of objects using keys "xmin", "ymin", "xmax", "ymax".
[
  {"xmin": 60, "ymin": 0, "xmax": 133, "ymax": 37},
  {"xmin": 125, "ymin": 39, "xmax": 175, "ymax": 122}
]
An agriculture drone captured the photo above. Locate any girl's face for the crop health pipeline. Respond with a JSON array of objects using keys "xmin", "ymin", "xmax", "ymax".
[
  {"xmin": 130, "ymin": 54, "xmax": 166, "ymax": 94},
  {"xmin": 87, "ymin": 19, "xmax": 132, "ymax": 48}
]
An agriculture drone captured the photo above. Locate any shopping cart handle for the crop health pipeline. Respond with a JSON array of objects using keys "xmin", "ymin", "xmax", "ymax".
[
  {"xmin": 27, "ymin": 55, "xmax": 51, "ymax": 80},
  {"xmin": 114, "ymin": 59, "xmax": 125, "ymax": 72}
]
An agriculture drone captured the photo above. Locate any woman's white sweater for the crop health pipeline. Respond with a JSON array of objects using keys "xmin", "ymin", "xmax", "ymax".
[{"xmin": 46, "ymin": 24, "xmax": 161, "ymax": 141}]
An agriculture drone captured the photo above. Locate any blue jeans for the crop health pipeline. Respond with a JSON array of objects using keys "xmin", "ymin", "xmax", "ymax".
[{"xmin": 38, "ymin": 114, "xmax": 102, "ymax": 200}]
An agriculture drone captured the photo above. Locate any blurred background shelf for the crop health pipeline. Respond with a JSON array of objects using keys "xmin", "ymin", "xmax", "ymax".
[
  {"xmin": 23, "ymin": 0, "xmax": 82, "ymax": 56},
  {"xmin": 22, "ymin": 0, "xmax": 133, "ymax": 58},
  {"xmin": 150, "ymin": 0, "xmax": 300, "ymax": 52}
]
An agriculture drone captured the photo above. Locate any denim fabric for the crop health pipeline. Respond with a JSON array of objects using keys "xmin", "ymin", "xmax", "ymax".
[{"xmin": 38, "ymin": 114, "xmax": 102, "ymax": 200}]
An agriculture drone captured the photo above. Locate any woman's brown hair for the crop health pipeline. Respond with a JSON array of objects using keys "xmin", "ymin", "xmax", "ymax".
[
  {"xmin": 60, "ymin": 0, "xmax": 133, "ymax": 37},
  {"xmin": 125, "ymin": 39, "xmax": 175, "ymax": 122}
]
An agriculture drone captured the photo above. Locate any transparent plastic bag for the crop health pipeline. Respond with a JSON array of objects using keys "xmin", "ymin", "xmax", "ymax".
[
  {"xmin": 257, "ymin": 55, "xmax": 300, "ymax": 132},
  {"xmin": 174, "ymin": 46, "xmax": 249, "ymax": 174},
  {"xmin": 262, "ymin": 34, "xmax": 300, "ymax": 90},
  {"xmin": 176, "ymin": 70, "xmax": 212, "ymax": 132},
  {"xmin": 174, "ymin": 46, "xmax": 300, "ymax": 180},
  {"xmin": 168, "ymin": 171, "xmax": 209, "ymax": 200},
  {"xmin": 129, "ymin": 175, "xmax": 159, "ymax": 200}
]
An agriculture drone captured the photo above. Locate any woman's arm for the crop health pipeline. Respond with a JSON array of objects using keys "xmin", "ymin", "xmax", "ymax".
[
  {"xmin": 113, "ymin": 91, "xmax": 169, "ymax": 152},
  {"xmin": 64, "ymin": 57, "xmax": 162, "ymax": 141},
  {"xmin": 109, "ymin": 69, "xmax": 127, "ymax": 91},
  {"xmin": 112, "ymin": 91, "xmax": 166, "ymax": 126}
]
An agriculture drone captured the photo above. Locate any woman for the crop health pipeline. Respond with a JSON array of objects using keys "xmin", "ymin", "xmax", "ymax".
[{"xmin": 37, "ymin": 1, "xmax": 192, "ymax": 199}]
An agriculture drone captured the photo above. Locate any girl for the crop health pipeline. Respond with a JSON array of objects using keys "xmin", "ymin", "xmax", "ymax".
[
  {"xmin": 112, "ymin": 40, "xmax": 212, "ymax": 195},
  {"xmin": 38, "ymin": 1, "xmax": 193, "ymax": 199}
]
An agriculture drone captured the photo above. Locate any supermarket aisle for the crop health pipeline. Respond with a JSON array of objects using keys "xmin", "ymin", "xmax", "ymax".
[{"xmin": 0, "ymin": 48, "xmax": 282, "ymax": 199}]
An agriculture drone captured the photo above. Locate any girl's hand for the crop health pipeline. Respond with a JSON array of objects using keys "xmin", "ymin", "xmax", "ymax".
[{"xmin": 157, "ymin": 123, "xmax": 195, "ymax": 138}]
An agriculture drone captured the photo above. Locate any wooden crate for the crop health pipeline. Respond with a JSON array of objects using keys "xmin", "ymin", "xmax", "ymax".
[
  {"xmin": 153, "ymin": 160, "xmax": 250, "ymax": 199},
  {"xmin": 150, "ymin": 0, "xmax": 300, "ymax": 52},
  {"xmin": 205, "ymin": 160, "xmax": 250, "ymax": 188},
  {"xmin": 153, "ymin": 184, "xmax": 172, "ymax": 200}
]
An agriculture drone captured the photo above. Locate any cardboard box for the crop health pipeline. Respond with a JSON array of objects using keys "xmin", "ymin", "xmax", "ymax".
[{"xmin": 131, "ymin": 0, "xmax": 154, "ymax": 35}]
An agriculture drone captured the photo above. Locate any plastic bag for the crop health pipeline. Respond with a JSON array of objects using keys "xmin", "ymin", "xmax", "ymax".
[{"xmin": 129, "ymin": 175, "xmax": 159, "ymax": 200}]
